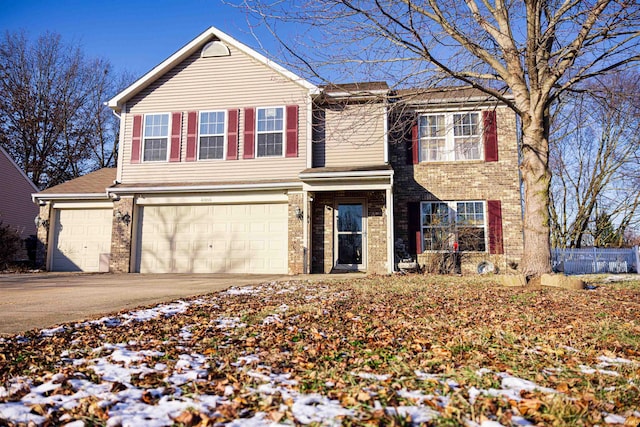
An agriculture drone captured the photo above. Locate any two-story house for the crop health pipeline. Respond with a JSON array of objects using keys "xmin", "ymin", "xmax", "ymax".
[{"xmin": 33, "ymin": 26, "xmax": 523, "ymax": 275}]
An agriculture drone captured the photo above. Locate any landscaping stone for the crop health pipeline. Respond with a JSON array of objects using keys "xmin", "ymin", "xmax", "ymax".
[
  {"xmin": 541, "ymin": 273, "xmax": 585, "ymax": 290},
  {"xmin": 501, "ymin": 274, "xmax": 527, "ymax": 287}
]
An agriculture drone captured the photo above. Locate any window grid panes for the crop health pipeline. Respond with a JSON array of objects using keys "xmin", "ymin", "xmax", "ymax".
[
  {"xmin": 199, "ymin": 111, "xmax": 225, "ymax": 160},
  {"xmin": 453, "ymin": 113, "xmax": 481, "ymax": 160},
  {"xmin": 419, "ymin": 112, "xmax": 482, "ymax": 162},
  {"xmin": 257, "ymin": 107, "xmax": 284, "ymax": 157},
  {"xmin": 421, "ymin": 201, "xmax": 486, "ymax": 252},
  {"xmin": 143, "ymin": 114, "xmax": 169, "ymax": 162},
  {"xmin": 419, "ymin": 115, "xmax": 446, "ymax": 161}
]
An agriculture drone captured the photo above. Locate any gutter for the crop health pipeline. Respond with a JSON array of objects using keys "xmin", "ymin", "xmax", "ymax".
[
  {"xmin": 107, "ymin": 181, "xmax": 303, "ymax": 195},
  {"xmin": 299, "ymin": 169, "xmax": 394, "ymax": 180},
  {"xmin": 32, "ymin": 192, "xmax": 110, "ymax": 203}
]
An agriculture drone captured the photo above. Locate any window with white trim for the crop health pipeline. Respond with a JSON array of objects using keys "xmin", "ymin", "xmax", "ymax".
[
  {"xmin": 198, "ymin": 111, "xmax": 226, "ymax": 160},
  {"xmin": 421, "ymin": 201, "xmax": 486, "ymax": 251},
  {"xmin": 143, "ymin": 113, "xmax": 169, "ymax": 162},
  {"xmin": 256, "ymin": 107, "xmax": 284, "ymax": 157},
  {"xmin": 419, "ymin": 112, "xmax": 482, "ymax": 162}
]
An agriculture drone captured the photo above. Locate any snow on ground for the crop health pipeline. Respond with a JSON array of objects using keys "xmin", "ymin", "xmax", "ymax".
[{"xmin": 1, "ymin": 281, "xmax": 639, "ymax": 426}]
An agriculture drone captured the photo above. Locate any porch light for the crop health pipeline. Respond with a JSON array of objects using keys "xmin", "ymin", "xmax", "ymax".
[
  {"xmin": 295, "ymin": 206, "xmax": 304, "ymax": 220},
  {"xmin": 34, "ymin": 215, "xmax": 49, "ymax": 229},
  {"xmin": 115, "ymin": 210, "xmax": 131, "ymax": 226}
]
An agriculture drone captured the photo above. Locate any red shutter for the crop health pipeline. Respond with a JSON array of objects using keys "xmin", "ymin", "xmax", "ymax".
[
  {"xmin": 131, "ymin": 115, "xmax": 143, "ymax": 163},
  {"xmin": 410, "ymin": 119, "xmax": 420, "ymax": 165},
  {"xmin": 407, "ymin": 202, "xmax": 423, "ymax": 255},
  {"xmin": 483, "ymin": 110, "xmax": 498, "ymax": 162},
  {"xmin": 186, "ymin": 111, "xmax": 197, "ymax": 162},
  {"xmin": 170, "ymin": 112, "xmax": 182, "ymax": 162},
  {"xmin": 488, "ymin": 200, "xmax": 504, "ymax": 254},
  {"xmin": 227, "ymin": 109, "xmax": 239, "ymax": 160},
  {"xmin": 243, "ymin": 107, "xmax": 255, "ymax": 159},
  {"xmin": 285, "ymin": 105, "xmax": 299, "ymax": 157}
]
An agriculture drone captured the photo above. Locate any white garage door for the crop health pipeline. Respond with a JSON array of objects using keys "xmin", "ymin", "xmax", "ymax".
[
  {"xmin": 136, "ymin": 203, "xmax": 288, "ymax": 274},
  {"xmin": 51, "ymin": 208, "xmax": 113, "ymax": 272}
]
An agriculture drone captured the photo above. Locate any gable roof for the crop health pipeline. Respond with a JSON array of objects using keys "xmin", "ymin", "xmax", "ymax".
[
  {"xmin": 108, "ymin": 26, "xmax": 319, "ymax": 111},
  {"xmin": 34, "ymin": 168, "xmax": 116, "ymax": 200}
]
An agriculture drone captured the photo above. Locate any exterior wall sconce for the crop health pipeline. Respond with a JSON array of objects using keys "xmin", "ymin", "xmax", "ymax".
[
  {"xmin": 295, "ymin": 206, "xmax": 304, "ymax": 220},
  {"xmin": 115, "ymin": 210, "xmax": 131, "ymax": 226},
  {"xmin": 34, "ymin": 215, "xmax": 49, "ymax": 229}
]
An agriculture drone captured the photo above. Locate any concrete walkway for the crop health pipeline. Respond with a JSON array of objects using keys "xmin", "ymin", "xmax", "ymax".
[{"xmin": 0, "ymin": 272, "xmax": 365, "ymax": 336}]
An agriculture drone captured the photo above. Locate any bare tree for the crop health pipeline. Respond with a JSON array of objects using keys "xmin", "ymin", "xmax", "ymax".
[
  {"xmin": 236, "ymin": 0, "xmax": 640, "ymax": 277},
  {"xmin": 0, "ymin": 31, "xmax": 126, "ymax": 189},
  {"xmin": 550, "ymin": 72, "xmax": 640, "ymax": 249}
]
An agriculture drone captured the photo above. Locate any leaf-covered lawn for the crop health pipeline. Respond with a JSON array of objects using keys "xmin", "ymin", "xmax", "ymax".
[{"xmin": 1, "ymin": 275, "xmax": 639, "ymax": 426}]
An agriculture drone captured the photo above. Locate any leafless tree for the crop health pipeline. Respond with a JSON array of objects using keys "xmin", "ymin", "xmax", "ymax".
[
  {"xmin": 550, "ymin": 72, "xmax": 640, "ymax": 249},
  {"xmin": 0, "ymin": 31, "xmax": 127, "ymax": 189},
  {"xmin": 235, "ymin": 0, "xmax": 640, "ymax": 277}
]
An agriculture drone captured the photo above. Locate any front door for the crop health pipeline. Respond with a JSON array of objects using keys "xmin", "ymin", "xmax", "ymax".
[{"xmin": 335, "ymin": 202, "xmax": 366, "ymax": 270}]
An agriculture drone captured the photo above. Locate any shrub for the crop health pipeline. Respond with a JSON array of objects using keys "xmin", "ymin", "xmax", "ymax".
[{"xmin": 0, "ymin": 221, "xmax": 22, "ymax": 270}]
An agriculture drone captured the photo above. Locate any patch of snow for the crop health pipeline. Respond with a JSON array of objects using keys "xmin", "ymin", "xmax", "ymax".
[
  {"xmin": 476, "ymin": 368, "xmax": 492, "ymax": 377},
  {"xmin": 291, "ymin": 394, "xmax": 354, "ymax": 425},
  {"xmin": 41, "ymin": 326, "xmax": 66, "ymax": 336},
  {"xmin": 603, "ymin": 413, "xmax": 627, "ymax": 424},
  {"xmin": 597, "ymin": 355, "xmax": 634, "ymax": 365},
  {"xmin": 354, "ymin": 372, "xmax": 391, "ymax": 381},
  {"xmin": 0, "ymin": 402, "xmax": 46, "ymax": 425},
  {"xmin": 215, "ymin": 316, "xmax": 247, "ymax": 329},
  {"xmin": 386, "ymin": 406, "xmax": 440, "ymax": 424},
  {"xmin": 579, "ymin": 365, "xmax": 620, "ymax": 377}
]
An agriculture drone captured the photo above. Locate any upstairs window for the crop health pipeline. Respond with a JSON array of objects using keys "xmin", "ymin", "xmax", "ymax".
[
  {"xmin": 199, "ymin": 111, "xmax": 226, "ymax": 160},
  {"xmin": 419, "ymin": 112, "xmax": 482, "ymax": 162},
  {"xmin": 256, "ymin": 107, "xmax": 284, "ymax": 157},
  {"xmin": 143, "ymin": 113, "xmax": 169, "ymax": 162},
  {"xmin": 421, "ymin": 201, "xmax": 486, "ymax": 252}
]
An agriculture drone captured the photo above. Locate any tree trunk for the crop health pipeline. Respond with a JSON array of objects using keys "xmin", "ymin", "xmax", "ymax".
[{"xmin": 520, "ymin": 120, "xmax": 553, "ymax": 277}]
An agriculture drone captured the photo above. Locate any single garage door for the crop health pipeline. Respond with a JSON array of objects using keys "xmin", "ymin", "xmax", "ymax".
[
  {"xmin": 136, "ymin": 203, "xmax": 287, "ymax": 274},
  {"xmin": 51, "ymin": 208, "xmax": 113, "ymax": 272}
]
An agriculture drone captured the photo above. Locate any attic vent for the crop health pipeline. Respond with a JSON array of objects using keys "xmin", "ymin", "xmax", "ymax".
[{"xmin": 201, "ymin": 41, "xmax": 230, "ymax": 58}]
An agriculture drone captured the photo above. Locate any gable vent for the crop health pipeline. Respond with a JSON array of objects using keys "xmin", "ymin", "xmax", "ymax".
[{"xmin": 201, "ymin": 41, "xmax": 230, "ymax": 58}]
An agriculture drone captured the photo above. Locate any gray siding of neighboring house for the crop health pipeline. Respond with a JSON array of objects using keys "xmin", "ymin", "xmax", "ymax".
[{"xmin": 0, "ymin": 147, "xmax": 38, "ymax": 237}]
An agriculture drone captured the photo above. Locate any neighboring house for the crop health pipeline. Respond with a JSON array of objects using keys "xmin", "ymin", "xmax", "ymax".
[
  {"xmin": 0, "ymin": 146, "xmax": 39, "ymax": 261},
  {"xmin": 33, "ymin": 26, "xmax": 523, "ymax": 274}
]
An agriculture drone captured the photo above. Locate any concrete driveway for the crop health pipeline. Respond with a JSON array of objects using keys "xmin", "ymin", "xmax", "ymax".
[{"xmin": 0, "ymin": 272, "xmax": 317, "ymax": 336}]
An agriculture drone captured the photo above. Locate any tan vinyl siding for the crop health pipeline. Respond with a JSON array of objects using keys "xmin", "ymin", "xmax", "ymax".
[
  {"xmin": 313, "ymin": 102, "xmax": 386, "ymax": 168},
  {"xmin": 0, "ymin": 149, "xmax": 38, "ymax": 237},
  {"xmin": 121, "ymin": 44, "xmax": 309, "ymax": 184}
]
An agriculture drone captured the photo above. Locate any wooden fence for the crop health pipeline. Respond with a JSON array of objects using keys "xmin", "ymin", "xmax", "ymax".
[{"xmin": 552, "ymin": 246, "xmax": 639, "ymax": 275}]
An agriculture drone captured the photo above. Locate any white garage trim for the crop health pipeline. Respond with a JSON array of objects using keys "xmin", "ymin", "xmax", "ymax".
[
  {"xmin": 51, "ymin": 201, "xmax": 114, "ymax": 209},
  {"xmin": 50, "ymin": 208, "xmax": 113, "ymax": 272},
  {"xmin": 136, "ymin": 191, "xmax": 288, "ymax": 206},
  {"xmin": 135, "ymin": 202, "xmax": 288, "ymax": 274}
]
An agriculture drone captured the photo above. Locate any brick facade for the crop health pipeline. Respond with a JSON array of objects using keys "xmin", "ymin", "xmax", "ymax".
[
  {"xmin": 311, "ymin": 190, "xmax": 388, "ymax": 274},
  {"xmin": 288, "ymin": 192, "xmax": 305, "ymax": 274},
  {"xmin": 109, "ymin": 197, "xmax": 134, "ymax": 273},
  {"xmin": 35, "ymin": 202, "xmax": 51, "ymax": 268},
  {"xmin": 390, "ymin": 107, "xmax": 524, "ymax": 273}
]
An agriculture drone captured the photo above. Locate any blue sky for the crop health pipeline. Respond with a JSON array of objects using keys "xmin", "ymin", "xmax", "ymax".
[{"xmin": 0, "ymin": 0, "xmax": 280, "ymax": 77}]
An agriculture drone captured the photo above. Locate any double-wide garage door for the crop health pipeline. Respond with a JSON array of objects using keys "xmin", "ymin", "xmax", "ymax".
[
  {"xmin": 51, "ymin": 208, "xmax": 113, "ymax": 272},
  {"xmin": 136, "ymin": 203, "xmax": 287, "ymax": 274}
]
